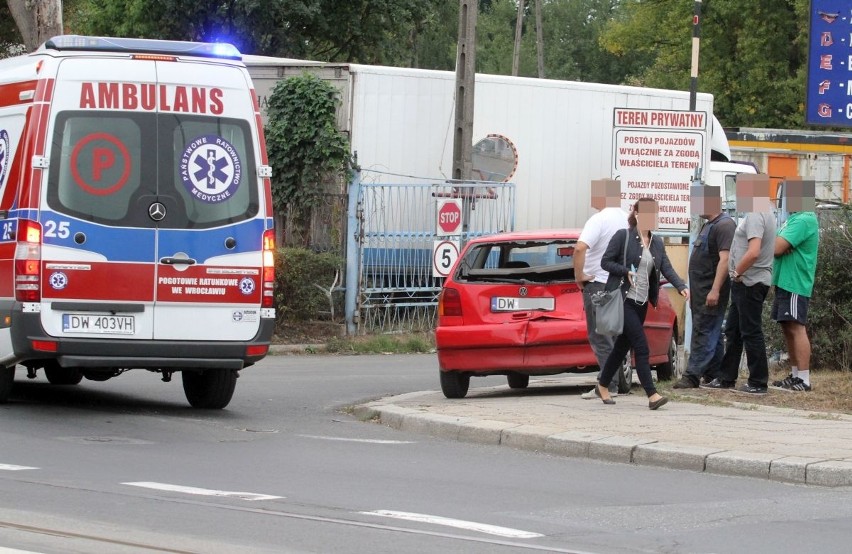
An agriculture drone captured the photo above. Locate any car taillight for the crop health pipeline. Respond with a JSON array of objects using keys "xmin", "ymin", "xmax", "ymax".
[
  {"xmin": 15, "ymin": 220, "xmax": 42, "ymax": 302},
  {"xmin": 262, "ymin": 229, "xmax": 275, "ymax": 308},
  {"xmin": 439, "ymin": 288, "xmax": 462, "ymax": 317}
]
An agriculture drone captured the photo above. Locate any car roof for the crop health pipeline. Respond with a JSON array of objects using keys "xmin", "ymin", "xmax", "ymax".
[{"xmin": 466, "ymin": 229, "xmax": 583, "ymax": 244}]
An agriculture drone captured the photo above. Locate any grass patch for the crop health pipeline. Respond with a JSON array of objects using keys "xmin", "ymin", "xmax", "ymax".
[
  {"xmin": 324, "ymin": 332, "xmax": 435, "ymax": 354},
  {"xmin": 659, "ymin": 366, "xmax": 852, "ymax": 415}
]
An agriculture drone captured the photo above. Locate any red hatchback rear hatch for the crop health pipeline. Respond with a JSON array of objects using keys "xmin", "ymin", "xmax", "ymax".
[{"xmin": 435, "ymin": 229, "xmax": 678, "ymax": 398}]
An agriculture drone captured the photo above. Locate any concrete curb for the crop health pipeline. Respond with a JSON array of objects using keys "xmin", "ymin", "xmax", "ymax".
[{"xmin": 359, "ymin": 399, "xmax": 852, "ymax": 487}]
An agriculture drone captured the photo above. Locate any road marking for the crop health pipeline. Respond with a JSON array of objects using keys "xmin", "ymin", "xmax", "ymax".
[
  {"xmin": 0, "ymin": 548, "xmax": 46, "ymax": 554},
  {"xmin": 122, "ymin": 482, "xmax": 282, "ymax": 501},
  {"xmin": 297, "ymin": 434, "xmax": 415, "ymax": 444},
  {"xmin": 0, "ymin": 464, "xmax": 38, "ymax": 471},
  {"xmin": 360, "ymin": 510, "xmax": 544, "ymax": 539}
]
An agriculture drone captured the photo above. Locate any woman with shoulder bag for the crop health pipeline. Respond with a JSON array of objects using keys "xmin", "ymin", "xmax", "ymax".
[{"xmin": 595, "ymin": 198, "xmax": 689, "ymax": 410}]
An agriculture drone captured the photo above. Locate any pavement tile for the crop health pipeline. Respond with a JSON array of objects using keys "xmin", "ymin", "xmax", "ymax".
[
  {"xmin": 769, "ymin": 456, "xmax": 827, "ymax": 484},
  {"xmin": 500, "ymin": 425, "xmax": 567, "ymax": 451},
  {"xmin": 633, "ymin": 442, "xmax": 723, "ymax": 471},
  {"xmin": 806, "ymin": 460, "xmax": 852, "ymax": 487},
  {"xmin": 706, "ymin": 451, "xmax": 779, "ymax": 479},
  {"xmin": 588, "ymin": 436, "xmax": 657, "ymax": 464}
]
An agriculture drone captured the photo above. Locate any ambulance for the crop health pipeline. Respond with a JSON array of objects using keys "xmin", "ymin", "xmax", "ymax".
[{"xmin": 0, "ymin": 36, "xmax": 276, "ymax": 408}]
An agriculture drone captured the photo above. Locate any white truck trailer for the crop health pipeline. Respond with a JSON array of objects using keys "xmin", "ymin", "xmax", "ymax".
[{"xmin": 244, "ymin": 57, "xmax": 754, "ymax": 232}]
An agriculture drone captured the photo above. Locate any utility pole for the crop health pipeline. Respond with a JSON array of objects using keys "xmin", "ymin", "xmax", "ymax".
[
  {"xmin": 511, "ymin": 0, "xmax": 524, "ymax": 76},
  {"xmin": 452, "ymin": 0, "xmax": 477, "ymax": 182},
  {"xmin": 689, "ymin": 0, "xmax": 702, "ymax": 111},
  {"xmin": 534, "ymin": 0, "xmax": 544, "ymax": 78}
]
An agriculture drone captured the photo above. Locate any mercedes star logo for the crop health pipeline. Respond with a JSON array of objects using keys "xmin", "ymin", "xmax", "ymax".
[
  {"xmin": 148, "ymin": 202, "xmax": 166, "ymax": 221},
  {"xmin": 519, "ymin": 287, "xmax": 528, "ymax": 297}
]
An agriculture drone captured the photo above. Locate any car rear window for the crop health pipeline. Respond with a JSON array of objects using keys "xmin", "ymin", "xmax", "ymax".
[{"xmin": 454, "ymin": 239, "xmax": 577, "ymax": 283}]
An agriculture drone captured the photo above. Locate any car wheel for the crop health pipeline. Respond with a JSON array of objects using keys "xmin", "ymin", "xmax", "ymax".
[
  {"xmin": 616, "ymin": 352, "xmax": 634, "ymax": 394},
  {"xmin": 0, "ymin": 366, "xmax": 14, "ymax": 403},
  {"xmin": 182, "ymin": 369, "xmax": 238, "ymax": 409},
  {"xmin": 507, "ymin": 373, "xmax": 530, "ymax": 389},
  {"xmin": 439, "ymin": 370, "xmax": 470, "ymax": 399},
  {"xmin": 44, "ymin": 363, "xmax": 83, "ymax": 385},
  {"xmin": 655, "ymin": 334, "xmax": 680, "ymax": 381}
]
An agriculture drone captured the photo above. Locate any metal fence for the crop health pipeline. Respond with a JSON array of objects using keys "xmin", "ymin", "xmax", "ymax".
[{"xmin": 345, "ymin": 173, "xmax": 515, "ymax": 334}]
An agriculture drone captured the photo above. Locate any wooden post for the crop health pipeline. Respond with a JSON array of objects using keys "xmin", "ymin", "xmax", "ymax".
[
  {"xmin": 512, "ymin": 0, "xmax": 525, "ymax": 76},
  {"xmin": 534, "ymin": 0, "xmax": 545, "ymax": 78},
  {"xmin": 453, "ymin": 0, "xmax": 477, "ymax": 182}
]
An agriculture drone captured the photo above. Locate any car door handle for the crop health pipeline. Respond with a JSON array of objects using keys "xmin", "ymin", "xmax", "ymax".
[{"xmin": 160, "ymin": 256, "xmax": 197, "ymax": 265}]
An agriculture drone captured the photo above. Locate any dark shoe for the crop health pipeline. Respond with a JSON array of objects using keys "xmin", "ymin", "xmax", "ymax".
[
  {"xmin": 648, "ymin": 396, "xmax": 669, "ymax": 410},
  {"xmin": 700, "ymin": 378, "xmax": 735, "ymax": 390},
  {"xmin": 774, "ymin": 376, "xmax": 812, "ymax": 392},
  {"xmin": 733, "ymin": 383, "xmax": 768, "ymax": 395},
  {"xmin": 771, "ymin": 373, "xmax": 795, "ymax": 388},
  {"xmin": 672, "ymin": 376, "xmax": 698, "ymax": 389},
  {"xmin": 595, "ymin": 384, "xmax": 616, "ymax": 405}
]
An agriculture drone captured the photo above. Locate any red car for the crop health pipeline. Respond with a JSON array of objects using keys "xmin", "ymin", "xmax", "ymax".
[{"xmin": 435, "ymin": 229, "xmax": 679, "ymax": 398}]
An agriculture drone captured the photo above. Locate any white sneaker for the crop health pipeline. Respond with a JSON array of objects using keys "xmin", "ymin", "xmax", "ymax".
[{"xmin": 580, "ymin": 386, "xmax": 618, "ymax": 399}]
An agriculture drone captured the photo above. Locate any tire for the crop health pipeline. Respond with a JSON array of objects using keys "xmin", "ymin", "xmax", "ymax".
[
  {"xmin": 0, "ymin": 366, "xmax": 14, "ymax": 404},
  {"xmin": 507, "ymin": 373, "xmax": 530, "ymax": 389},
  {"xmin": 182, "ymin": 369, "xmax": 238, "ymax": 409},
  {"xmin": 439, "ymin": 370, "xmax": 470, "ymax": 399},
  {"xmin": 616, "ymin": 352, "xmax": 634, "ymax": 394},
  {"xmin": 44, "ymin": 364, "xmax": 83, "ymax": 385},
  {"xmin": 655, "ymin": 334, "xmax": 680, "ymax": 381}
]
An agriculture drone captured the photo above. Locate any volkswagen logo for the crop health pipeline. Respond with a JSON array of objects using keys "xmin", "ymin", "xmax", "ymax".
[
  {"xmin": 519, "ymin": 287, "xmax": 528, "ymax": 297},
  {"xmin": 148, "ymin": 202, "xmax": 166, "ymax": 221}
]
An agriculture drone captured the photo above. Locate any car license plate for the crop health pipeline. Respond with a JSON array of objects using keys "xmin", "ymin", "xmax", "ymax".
[
  {"xmin": 62, "ymin": 314, "xmax": 135, "ymax": 335},
  {"xmin": 491, "ymin": 297, "xmax": 554, "ymax": 312}
]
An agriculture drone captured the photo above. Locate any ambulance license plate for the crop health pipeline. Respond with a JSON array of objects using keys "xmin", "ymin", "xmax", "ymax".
[{"xmin": 62, "ymin": 314, "xmax": 135, "ymax": 335}]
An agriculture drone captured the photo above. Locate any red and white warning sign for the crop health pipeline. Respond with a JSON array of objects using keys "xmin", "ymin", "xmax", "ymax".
[
  {"xmin": 612, "ymin": 108, "xmax": 709, "ymax": 231},
  {"xmin": 436, "ymin": 199, "xmax": 463, "ymax": 236}
]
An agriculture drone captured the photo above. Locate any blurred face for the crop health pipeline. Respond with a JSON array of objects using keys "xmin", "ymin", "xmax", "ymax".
[
  {"xmin": 690, "ymin": 185, "xmax": 722, "ymax": 218},
  {"xmin": 785, "ymin": 179, "xmax": 816, "ymax": 212},
  {"xmin": 636, "ymin": 199, "xmax": 659, "ymax": 232},
  {"xmin": 736, "ymin": 174, "xmax": 773, "ymax": 213},
  {"xmin": 591, "ymin": 178, "xmax": 622, "ymax": 211}
]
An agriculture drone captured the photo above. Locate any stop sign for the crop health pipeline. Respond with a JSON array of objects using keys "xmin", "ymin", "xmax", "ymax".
[{"xmin": 437, "ymin": 200, "xmax": 462, "ymax": 235}]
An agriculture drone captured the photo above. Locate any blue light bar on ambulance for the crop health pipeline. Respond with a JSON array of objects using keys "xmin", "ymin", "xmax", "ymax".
[{"xmin": 43, "ymin": 35, "xmax": 242, "ymax": 60}]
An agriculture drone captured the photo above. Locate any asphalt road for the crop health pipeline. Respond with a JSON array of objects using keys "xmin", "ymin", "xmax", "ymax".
[{"xmin": 1, "ymin": 354, "xmax": 851, "ymax": 553}]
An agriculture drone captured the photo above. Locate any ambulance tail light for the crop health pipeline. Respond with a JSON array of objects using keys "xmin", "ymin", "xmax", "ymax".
[
  {"xmin": 15, "ymin": 220, "xmax": 42, "ymax": 302},
  {"xmin": 262, "ymin": 229, "xmax": 275, "ymax": 308}
]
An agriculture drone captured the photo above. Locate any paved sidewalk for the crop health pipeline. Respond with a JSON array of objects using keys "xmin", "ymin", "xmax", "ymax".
[{"xmin": 353, "ymin": 374, "xmax": 852, "ymax": 487}]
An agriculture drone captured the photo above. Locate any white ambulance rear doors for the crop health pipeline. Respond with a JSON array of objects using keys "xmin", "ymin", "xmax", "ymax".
[{"xmin": 40, "ymin": 55, "xmax": 264, "ymax": 342}]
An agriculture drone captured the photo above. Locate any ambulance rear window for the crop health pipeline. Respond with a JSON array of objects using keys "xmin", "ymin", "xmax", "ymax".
[{"xmin": 47, "ymin": 112, "xmax": 258, "ymax": 229}]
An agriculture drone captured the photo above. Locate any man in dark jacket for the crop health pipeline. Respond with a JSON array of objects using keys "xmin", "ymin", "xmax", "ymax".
[{"xmin": 674, "ymin": 186, "xmax": 735, "ymax": 388}]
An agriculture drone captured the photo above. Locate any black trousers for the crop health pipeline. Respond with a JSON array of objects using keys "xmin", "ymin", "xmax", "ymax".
[
  {"xmin": 599, "ymin": 299, "xmax": 656, "ymax": 397},
  {"xmin": 719, "ymin": 282, "xmax": 769, "ymax": 387}
]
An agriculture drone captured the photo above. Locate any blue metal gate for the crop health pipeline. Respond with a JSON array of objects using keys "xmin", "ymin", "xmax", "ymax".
[{"xmin": 345, "ymin": 172, "xmax": 515, "ymax": 334}]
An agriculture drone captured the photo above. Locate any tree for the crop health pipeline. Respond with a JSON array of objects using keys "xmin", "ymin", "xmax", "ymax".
[
  {"xmin": 1, "ymin": 2, "xmax": 25, "ymax": 58},
  {"xmin": 6, "ymin": 0, "xmax": 63, "ymax": 52},
  {"xmin": 264, "ymin": 74, "xmax": 350, "ymax": 246},
  {"xmin": 601, "ymin": 0, "xmax": 809, "ymax": 128}
]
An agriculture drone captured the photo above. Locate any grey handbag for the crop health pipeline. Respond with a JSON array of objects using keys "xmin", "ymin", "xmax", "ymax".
[{"xmin": 591, "ymin": 230, "xmax": 629, "ymax": 336}]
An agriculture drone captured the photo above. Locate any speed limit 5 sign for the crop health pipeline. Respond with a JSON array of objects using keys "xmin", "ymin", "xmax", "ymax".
[{"xmin": 432, "ymin": 239, "xmax": 460, "ymax": 278}]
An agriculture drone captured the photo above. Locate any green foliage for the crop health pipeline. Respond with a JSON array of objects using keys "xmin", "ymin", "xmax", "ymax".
[
  {"xmin": 0, "ymin": 2, "xmax": 24, "ymax": 58},
  {"xmin": 325, "ymin": 333, "xmax": 434, "ymax": 354},
  {"xmin": 601, "ymin": 0, "xmax": 809, "ymax": 128},
  {"xmin": 808, "ymin": 208, "xmax": 852, "ymax": 370},
  {"xmin": 762, "ymin": 208, "xmax": 852, "ymax": 371},
  {"xmin": 274, "ymin": 247, "xmax": 343, "ymax": 323},
  {"xmin": 264, "ymin": 73, "xmax": 350, "ymax": 219}
]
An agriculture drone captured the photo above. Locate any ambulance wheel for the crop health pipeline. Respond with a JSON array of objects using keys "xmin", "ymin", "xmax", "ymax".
[
  {"xmin": 44, "ymin": 364, "xmax": 83, "ymax": 385},
  {"xmin": 0, "ymin": 366, "xmax": 13, "ymax": 403},
  {"xmin": 182, "ymin": 369, "xmax": 237, "ymax": 409}
]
